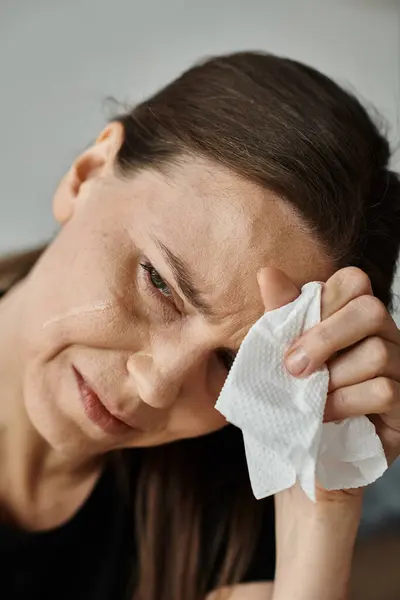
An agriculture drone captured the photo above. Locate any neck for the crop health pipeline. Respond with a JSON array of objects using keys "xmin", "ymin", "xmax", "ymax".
[{"xmin": 0, "ymin": 282, "xmax": 101, "ymax": 507}]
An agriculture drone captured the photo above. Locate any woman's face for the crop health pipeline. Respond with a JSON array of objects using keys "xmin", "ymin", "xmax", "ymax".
[{"xmin": 18, "ymin": 124, "xmax": 332, "ymax": 459}]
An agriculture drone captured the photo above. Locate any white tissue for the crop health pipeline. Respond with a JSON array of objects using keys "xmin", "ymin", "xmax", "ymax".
[{"xmin": 215, "ymin": 282, "xmax": 387, "ymax": 501}]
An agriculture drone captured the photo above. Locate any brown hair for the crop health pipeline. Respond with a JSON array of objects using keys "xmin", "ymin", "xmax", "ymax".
[{"xmin": 2, "ymin": 51, "xmax": 400, "ymax": 600}]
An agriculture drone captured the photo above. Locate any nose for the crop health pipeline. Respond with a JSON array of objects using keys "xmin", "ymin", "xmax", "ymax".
[{"xmin": 126, "ymin": 345, "xmax": 212, "ymax": 410}]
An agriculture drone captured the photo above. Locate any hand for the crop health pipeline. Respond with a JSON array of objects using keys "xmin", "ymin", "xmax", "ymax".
[
  {"xmin": 258, "ymin": 267, "xmax": 384, "ymax": 599},
  {"xmin": 258, "ymin": 266, "xmax": 400, "ymax": 467}
]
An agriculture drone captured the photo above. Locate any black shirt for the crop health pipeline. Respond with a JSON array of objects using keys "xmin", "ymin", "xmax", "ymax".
[
  {"xmin": 0, "ymin": 449, "xmax": 275, "ymax": 600},
  {"xmin": 1, "ymin": 463, "xmax": 133, "ymax": 599}
]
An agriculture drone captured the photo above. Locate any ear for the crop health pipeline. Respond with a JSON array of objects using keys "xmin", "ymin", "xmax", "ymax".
[{"xmin": 52, "ymin": 121, "xmax": 125, "ymax": 224}]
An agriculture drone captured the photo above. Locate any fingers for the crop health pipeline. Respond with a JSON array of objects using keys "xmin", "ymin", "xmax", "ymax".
[
  {"xmin": 321, "ymin": 267, "xmax": 372, "ymax": 320},
  {"xmin": 324, "ymin": 378, "xmax": 400, "ymax": 422},
  {"xmin": 258, "ymin": 266, "xmax": 400, "ymax": 463},
  {"xmin": 258, "ymin": 266, "xmax": 400, "ymax": 386},
  {"xmin": 257, "ymin": 267, "xmax": 300, "ymax": 312},
  {"xmin": 328, "ymin": 337, "xmax": 400, "ymax": 391},
  {"xmin": 259, "ymin": 266, "xmax": 372, "ymax": 319},
  {"xmin": 285, "ymin": 294, "xmax": 399, "ymax": 377}
]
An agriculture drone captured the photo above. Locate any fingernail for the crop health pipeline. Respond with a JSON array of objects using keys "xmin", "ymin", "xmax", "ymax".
[{"xmin": 285, "ymin": 347, "xmax": 309, "ymax": 376}]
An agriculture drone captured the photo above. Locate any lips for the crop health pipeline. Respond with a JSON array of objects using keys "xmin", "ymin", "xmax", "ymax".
[{"xmin": 73, "ymin": 367, "xmax": 134, "ymax": 436}]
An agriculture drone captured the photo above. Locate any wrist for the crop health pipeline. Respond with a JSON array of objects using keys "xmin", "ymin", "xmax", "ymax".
[{"xmin": 273, "ymin": 487, "xmax": 362, "ymax": 600}]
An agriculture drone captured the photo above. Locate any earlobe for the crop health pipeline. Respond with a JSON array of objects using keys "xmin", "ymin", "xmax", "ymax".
[
  {"xmin": 52, "ymin": 172, "xmax": 75, "ymax": 224},
  {"xmin": 52, "ymin": 121, "xmax": 125, "ymax": 225},
  {"xmin": 52, "ymin": 156, "xmax": 95, "ymax": 225}
]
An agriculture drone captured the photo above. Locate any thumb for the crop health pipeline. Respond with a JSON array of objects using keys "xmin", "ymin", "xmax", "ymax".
[{"xmin": 257, "ymin": 267, "xmax": 300, "ymax": 313}]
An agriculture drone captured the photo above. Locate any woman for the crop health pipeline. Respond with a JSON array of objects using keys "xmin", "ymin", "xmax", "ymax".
[{"xmin": 1, "ymin": 51, "xmax": 400, "ymax": 600}]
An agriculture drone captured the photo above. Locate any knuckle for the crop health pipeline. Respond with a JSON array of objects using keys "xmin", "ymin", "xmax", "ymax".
[
  {"xmin": 336, "ymin": 267, "xmax": 372, "ymax": 296},
  {"xmin": 355, "ymin": 295, "xmax": 387, "ymax": 328},
  {"xmin": 374, "ymin": 377, "xmax": 397, "ymax": 409},
  {"xmin": 368, "ymin": 337, "xmax": 390, "ymax": 374}
]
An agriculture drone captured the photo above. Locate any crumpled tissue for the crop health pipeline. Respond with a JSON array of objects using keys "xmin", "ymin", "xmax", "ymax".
[{"xmin": 215, "ymin": 282, "xmax": 387, "ymax": 501}]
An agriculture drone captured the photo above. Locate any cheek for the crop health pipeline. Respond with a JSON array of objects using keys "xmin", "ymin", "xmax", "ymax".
[{"xmin": 20, "ymin": 224, "xmax": 146, "ymax": 359}]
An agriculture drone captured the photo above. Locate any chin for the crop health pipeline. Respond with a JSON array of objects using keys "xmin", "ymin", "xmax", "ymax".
[{"xmin": 24, "ymin": 394, "xmax": 94, "ymax": 459}]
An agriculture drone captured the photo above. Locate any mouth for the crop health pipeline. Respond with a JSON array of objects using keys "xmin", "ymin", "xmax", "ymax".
[{"xmin": 73, "ymin": 367, "xmax": 135, "ymax": 436}]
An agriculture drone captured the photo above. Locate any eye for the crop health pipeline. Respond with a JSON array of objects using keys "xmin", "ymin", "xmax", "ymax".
[
  {"xmin": 216, "ymin": 349, "xmax": 236, "ymax": 371},
  {"xmin": 140, "ymin": 261, "xmax": 172, "ymax": 298}
]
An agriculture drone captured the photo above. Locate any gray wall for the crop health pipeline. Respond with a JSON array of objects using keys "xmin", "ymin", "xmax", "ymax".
[{"xmin": 1, "ymin": 0, "xmax": 399, "ymax": 259}]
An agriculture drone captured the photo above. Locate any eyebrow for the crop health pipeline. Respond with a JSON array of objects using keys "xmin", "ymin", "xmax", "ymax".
[{"xmin": 152, "ymin": 238, "xmax": 215, "ymax": 318}]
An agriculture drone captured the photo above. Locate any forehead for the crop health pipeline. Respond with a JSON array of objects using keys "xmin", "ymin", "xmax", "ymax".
[{"xmin": 122, "ymin": 158, "xmax": 332, "ymax": 335}]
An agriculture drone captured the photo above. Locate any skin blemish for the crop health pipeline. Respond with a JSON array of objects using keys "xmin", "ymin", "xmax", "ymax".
[{"xmin": 43, "ymin": 301, "xmax": 114, "ymax": 329}]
